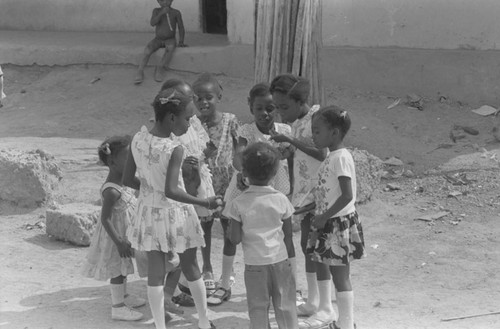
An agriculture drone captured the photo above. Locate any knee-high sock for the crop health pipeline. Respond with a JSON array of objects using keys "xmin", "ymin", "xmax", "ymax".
[
  {"xmin": 336, "ymin": 291, "xmax": 354, "ymax": 329},
  {"xmin": 110, "ymin": 283, "xmax": 125, "ymax": 307},
  {"xmin": 305, "ymin": 272, "xmax": 319, "ymax": 310},
  {"xmin": 188, "ymin": 278, "xmax": 210, "ymax": 328},
  {"xmin": 315, "ymin": 280, "xmax": 336, "ymax": 320},
  {"xmin": 147, "ymin": 286, "xmax": 166, "ymax": 329},
  {"xmin": 219, "ymin": 255, "xmax": 235, "ymax": 289}
]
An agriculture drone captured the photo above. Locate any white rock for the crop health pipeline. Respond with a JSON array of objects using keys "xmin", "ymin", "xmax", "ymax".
[
  {"xmin": 46, "ymin": 203, "xmax": 100, "ymax": 246},
  {"xmin": 351, "ymin": 149, "xmax": 384, "ymax": 204},
  {"xmin": 0, "ymin": 149, "xmax": 62, "ymax": 207}
]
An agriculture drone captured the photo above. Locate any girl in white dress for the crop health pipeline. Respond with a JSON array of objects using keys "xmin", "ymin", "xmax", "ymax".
[
  {"xmin": 82, "ymin": 136, "xmax": 145, "ymax": 321},
  {"xmin": 123, "ymin": 87, "xmax": 221, "ymax": 329}
]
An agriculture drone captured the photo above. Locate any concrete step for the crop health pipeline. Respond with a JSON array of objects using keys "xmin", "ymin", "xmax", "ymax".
[{"xmin": 0, "ymin": 30, "xmax": 253, "ymax": 77}]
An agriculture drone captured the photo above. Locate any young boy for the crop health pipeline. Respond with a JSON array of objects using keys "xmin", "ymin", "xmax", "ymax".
[
  {"xmin": 224, "ymin": 142, "xmax": 298, "ymax": 329},
  {"xmin": 135, "ymin": 0, "xmax": 187, "ymax": 84}
]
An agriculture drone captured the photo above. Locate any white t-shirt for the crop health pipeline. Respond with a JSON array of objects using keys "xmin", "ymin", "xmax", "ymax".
[
  {"xmin": 223, "ymin": 185, "xmax": 294, "ymax": 266},
  {"xmin": 313, "ymin": 148, "xmax": 357, "ymax": 217},
  {"xmin": 290, "ymin": 105, "xmax": 322, "ymax": 207}
]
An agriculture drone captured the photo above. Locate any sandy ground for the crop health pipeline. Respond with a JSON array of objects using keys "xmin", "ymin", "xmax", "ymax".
[{"xmin": 1, "ymin": 64, "xmax": 500, "ymax": 329}]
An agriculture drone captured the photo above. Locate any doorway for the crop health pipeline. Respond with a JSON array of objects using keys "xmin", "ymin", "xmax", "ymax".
[{"xmin": 201, "ymin": 0, "xmax": 227, "ymax": 34}]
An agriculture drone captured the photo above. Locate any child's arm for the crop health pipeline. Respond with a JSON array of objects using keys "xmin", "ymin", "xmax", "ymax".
[
  {"xmin": 228, "ymin": 218, "xmax": 242, "ymax": 245},
  {"xmin": 101, "ymin": 188, "xmax": 133, "ymax": 258},
  {"xmin": 150, "ymin": 7, "xmax": 166, "ymax": 26},
  {"xmin": 232, "ymin": 136, "xmax": 248, "ymax": 171},
  {"xmin": 294, "ymin": 202, "xmax": 315, "ymax": 215},
  {"xmin": 287, "ymin": 152, "xmax": 294, "ymax": 196},
  {"xmin": 165, "ymin": 145, "xmax": 221, "ymax": 209},
  {"xmin": 175, "ymin": 10, "xmax": 187, "ymax": 47},
  {"xmin": 282, "ymin": 217, "xmax": 295, "ymax": 259},
  {"xmin": 312, "ymin": 176, "xmax": 353, "ymax": 229},
  {"xmin": 122, "ymin": 148, "xmax": 140, "ymax": 190},
  {"xmin": 270, "ymin": 131, "xmax": 326, "ymax": 162}
]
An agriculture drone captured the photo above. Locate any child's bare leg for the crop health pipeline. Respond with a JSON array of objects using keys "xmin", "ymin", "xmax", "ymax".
[
  {"xmin": 154, "ymin": 40, "xmax": 177, "ymax": 82},
  {"xmin": 135, "ymin": 39, "xmax": 161, "ymax": 84},
  {"xmin": 331, "ymin": 265, "xmax": 354, "ymax": 329},
  {"xmin": 200, "ymin": 218, "xmax": 214, "ymax": 275}
]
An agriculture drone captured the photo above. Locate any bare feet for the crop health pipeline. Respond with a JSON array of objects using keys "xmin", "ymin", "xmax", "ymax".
[
  {"xmin": 134, "ymin": 70, "xmax": 144, "ymax": 85},
  {"xmin": 154, "ymin": 66, "xmax": 167, "ymax": 82}
]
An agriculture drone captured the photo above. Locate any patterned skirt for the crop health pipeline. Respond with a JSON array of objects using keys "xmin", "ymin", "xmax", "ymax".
[{"xmin": 306, "ymin": 211, "xmax": 366, "ymax": 266}]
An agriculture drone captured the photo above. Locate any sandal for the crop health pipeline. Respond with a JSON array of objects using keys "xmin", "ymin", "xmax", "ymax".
[
  {"xmin": 297, "ymin": 303, "xmax": 316, "ymax": 317},
  {"xmin": 178, "ymin": 283, "xmax": 191, "ymax": 295},
  {"xmin": 207, "ymin": 287, "xmax": 231, "ymax": 306},
  {"xmin": 164, "ymin": 298, "xmax": 184, "ymax": 315},
  {"xmin": 298, "ymin": 317, "xmax": 335, "ymax": 329},
  {"xmin": 203, "ymin": 272, "xmax": 217, "ymax": 292}
]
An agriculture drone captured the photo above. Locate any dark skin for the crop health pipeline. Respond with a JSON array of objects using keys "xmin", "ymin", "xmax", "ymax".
[{"xmin": 151, "ymin": 0, "xmax": 186, "ymax": 46}]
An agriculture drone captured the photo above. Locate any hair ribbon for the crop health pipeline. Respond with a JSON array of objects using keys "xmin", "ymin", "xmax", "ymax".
[
  {"xmin": 159, "ymin": 91, "xmax": 182, "ymax": 105},
  {"xmin": 99, "ymin": 143, "xmax": 111, "ymax": 155}
]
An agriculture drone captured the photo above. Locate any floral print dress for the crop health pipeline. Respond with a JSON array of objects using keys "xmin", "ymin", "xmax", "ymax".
[
  {"xmin": 306, "ymin": 148, "xmax": 366, "ymax": 265},
  {"xmin": 127, "ymin": 126, "xmax": 205, "ymax": 253}
]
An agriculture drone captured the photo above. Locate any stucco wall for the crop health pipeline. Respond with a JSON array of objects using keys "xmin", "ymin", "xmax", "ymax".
[
  {"xmin": 0, "ymin": 0, "xmax": 201, "ymax": 32},
  {"xmin": 322, "ymin": 0, "xmax": 500, "ymax": 50}
]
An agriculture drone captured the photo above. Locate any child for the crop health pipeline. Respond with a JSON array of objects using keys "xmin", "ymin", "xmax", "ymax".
[
  {"xmin": 307, "ymin": 106, "xmax": 365, "ymax": 329},
  {"xmin": 224, "ymin": 142, "xmax": 297, "ymax": 329},
  {"xmin": 123, "ymin": 87, "xmax": 221, "ymax": 329},
  {"xmin": 207, "ymin": 82, "xmax": 293, "ymax": 306},
  {"xmin": 193, "ymin": 73, "xmax": 239, "ymax": 292},
  {"xmin": 270, "ymin": 74, "xmax": 336, "ymax": 328},
  {"xmin": 0, "ymin": 65, "xmax": 6, "ymax": 108},
  {"xmin": 135, "ymin": 0, "xmax": 187, "ymax": 85},
  {"xmin": 81, "ymin": 136, "xmax": 145, "ymax": 321}
]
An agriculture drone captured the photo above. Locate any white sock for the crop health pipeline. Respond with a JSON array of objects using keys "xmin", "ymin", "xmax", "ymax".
[
  {"xmin": 336, "ymin": 291, "xmax": 354, "ymax": 329},
  {"xmin": 305, "ymin": 272, "xmax": 319, "ymax": 310},
  {"xmin": 188, "ymin": 278, "xmax": 210, "ymax": 328},
  {"xmin": 220, "ymin": 255, "xmax": 235, "ymax": 289},
  {"xmin": 315, "ymin": 280, "xmax": 336, "ymax": 321},
  {"xmin": 147, "ymin": 286, "xmax": 166, "ymax": 329},
  {"xmin": 110, "ymin": 283, "xmax": 125, "ymax": 306}
]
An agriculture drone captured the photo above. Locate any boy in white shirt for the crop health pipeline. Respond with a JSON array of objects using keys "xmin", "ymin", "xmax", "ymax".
[{"xmin": 224, "ymin": 142, "xmax": 298, "ymax": 329}]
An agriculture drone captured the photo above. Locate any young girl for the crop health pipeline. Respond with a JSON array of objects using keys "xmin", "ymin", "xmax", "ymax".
[
  {"xmin": 81, "ymin": 136, "xmax": 145, "ymax": 321},
  {"xmin": 225, "ymin": 142, "xmax": 297, "ymax": 329},
  {"xmin": 207, "ymin": 82, "xmax": 293, "ymax": 306},
  {"xmin": 123, "ymin": 87, "xmax": 221, "ymax": 329},
  {"xmin": 308, "ymin": 106, "xmax": 365, "ymax": 329},
  {"xmin": 192, "ymin": 73, "xmax": 239, "ymax": 291},
  {"xmin": 269, "ymin": 74, "xmax": 336, "ymax": 328}
]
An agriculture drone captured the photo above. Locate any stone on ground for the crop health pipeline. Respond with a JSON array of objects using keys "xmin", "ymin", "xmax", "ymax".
[
  {"xmin": 351, "ymin": 149, "xmax": 384, "ymax": 204},
  {"xmin": 46, "ymin": 203, "xmax": 100, "ymax": 246},
  {"xmin": 0, "ymin": 149, "xmax": 62, "ymax": 207}
]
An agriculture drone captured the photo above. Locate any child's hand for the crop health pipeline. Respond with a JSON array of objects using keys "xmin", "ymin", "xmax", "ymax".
[
  {"xmin": 117, "ymin": 239, "xmax": 133, "ymax": 258},
  {"xmin": 203, "ymin": 141, "xmax": 217, "ymax": 159},
  {"xmin": 270, "ymin": 133, "xmax": 290, "ymax": 144},
  {"xmin": 178, "ymin": 42, "xmax": 188, "ymax": 47},
  {"xmin": 206, "ymin": 196, "xmax": 224, "ymax": 210},
  {"xmin": 311, "ymin": 214, "xmax": 328, "ymax": 230},
  {"xmin": 236, "ymin": 173, "xmax": 249, "ymax": 191},
  {"xmin": 183, "ymin": 156, "xmax": 199, "ymax": 168}
]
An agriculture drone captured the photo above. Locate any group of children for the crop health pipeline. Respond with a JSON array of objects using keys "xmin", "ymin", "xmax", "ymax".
[
  {"xmin": 82, "ymin": 70, "xmax": 365, "ymax": 329},
  {"xmin": 83, "ymin": 2, "xmax": 365, "ymax": 329}
]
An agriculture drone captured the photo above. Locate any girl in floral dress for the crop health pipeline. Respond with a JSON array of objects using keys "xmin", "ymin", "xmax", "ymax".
[
  {"xmin": 82, "ymin": 136, "xmax": 145, "ymax": 322},
  {"xmin": 270, "ymin": 74, "xmax": 336, "ymax": 328},
  {"xmin": 306, "ymin": 106, "xmax": 365, "ymax": 329},
  {"xmin": 208, "ymin": 82, "xmax": 294, "ymax": 306},
  {"xmin": 192, "ymin": 73, "xmax": 239, "ymax": 291},
  {"xmin": 123, "ymin": 86, "xmax": 221, "ymax": 329}
]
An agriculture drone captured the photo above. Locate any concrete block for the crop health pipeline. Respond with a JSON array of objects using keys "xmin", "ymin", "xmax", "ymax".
[
  {"xmin": 0, "ymin": 149, "xmax": 62, "ymax": 208},
  {"xmin": 46, "ymin": 203, "xmax": 100, "ymax": 246},
  {"xmin": 352, "ymin": 149, "xmax": 384, "ymax": 204}
]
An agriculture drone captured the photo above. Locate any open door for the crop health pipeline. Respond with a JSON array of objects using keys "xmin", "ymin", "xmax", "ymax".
[{"xmin": 201, "ymin": 0, "xmax": 227, "ymax": 34}]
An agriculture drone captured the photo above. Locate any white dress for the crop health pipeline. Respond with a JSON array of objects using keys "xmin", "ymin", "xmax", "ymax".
[
  {"xmin": 81, "ymin": 182, "xmax": 135, "ymax": 280},
  {"xmin": 127, "ymin": 126, "xmax": 205, "ymax": 253}
]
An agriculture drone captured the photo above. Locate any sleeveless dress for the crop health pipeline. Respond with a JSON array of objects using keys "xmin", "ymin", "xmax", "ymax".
[
  {"xmin": 127, "ymin": 126, "xmax": 205, "ymax": 253},
  {"xmin": 81, "ymin": 182, "xmax": 135, "ymax": 281}
]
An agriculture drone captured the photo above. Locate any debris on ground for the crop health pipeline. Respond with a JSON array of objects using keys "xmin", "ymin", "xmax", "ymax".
[
  {"xmin": 89, "ymin": 77, "xmax": 101, "ymax": 84},
  {"xmin": 383, "ymin": 157, "xmax": 404, "ymax": 166},
  {"xmin": 384, "ymin": 183, "xmax": 401, "ymax": 191},
  {"xmin": 22, "ymin": 220, "xmax": 46, "ymax": 230},
  {"xmin": 427, "ymin": 143, "xmax": 453, "ymax": 153},
  {"xmin": 386, "ymin": 98, "xmax": 401, "ymax": 109},
  {"xmin": 471, "ymin": 105, "xmax": 499, "ymax": 116},
  {"xmin": 449, "ymin": 126, "xmax": 467, "ymax": 143},
  {"xmin": 406, "ymin": 93, "xmax": 424, "ymax": 111},
  {"xmin": 415, "ymin": 211, "xmax": 450, "ymax": 222},
  {"xmin": 443, "ymin": 173, "xmax": 474, "ymax": 185}
]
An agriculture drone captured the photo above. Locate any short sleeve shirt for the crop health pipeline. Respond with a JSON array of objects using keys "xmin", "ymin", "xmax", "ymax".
[
  {"xmin": 204, "ymin": 112, "xmax": 239, "ymax": 169},
  {"xmin": 313, "ymin": 148, "xmax": 357, "ymax": 217},
  {"xmin": 290, "ymin": 105, "xmax": 322, "ymax": 207},
  {"xmin": 222, "ymin": 185, "xmax": 294, "ymax": 266}
]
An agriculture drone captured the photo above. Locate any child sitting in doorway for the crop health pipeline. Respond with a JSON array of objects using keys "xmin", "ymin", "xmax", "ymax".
[{"xmin": 135, "ymin": 0, "xmax": 187, "ymax": 85}]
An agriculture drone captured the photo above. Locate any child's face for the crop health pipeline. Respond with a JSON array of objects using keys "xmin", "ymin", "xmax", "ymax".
[
  {"xmin": 272, "ymin": 92, "xmax": 302, "ymax": 123},
  {"xmin": 250, "ymin": 94, "xmax": 276, "ymax": 130},
  {"xmin": 158, "ymin": 0, "xmax": 173, "ymax": 7},
  {"xmin": 172, "ymin": 102, "xmax": 194, "ymax": 136},
  {"xmin": 312, "ymin": 116, "xmax": 334, "ymax": 149},
  {"xmin": 194, "ymin": 83, "xmax": 220, "ymax": 117}
]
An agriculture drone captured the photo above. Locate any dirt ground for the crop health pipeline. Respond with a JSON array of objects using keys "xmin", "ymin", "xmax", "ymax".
[{"xmin": 1, "ymin": 64, "xmax": 500, "ymax": 329}]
